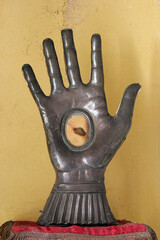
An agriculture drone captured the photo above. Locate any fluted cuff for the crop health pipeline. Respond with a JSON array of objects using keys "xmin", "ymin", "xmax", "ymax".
[{"xmin": 37, "ymin": 184, "xmax": 117, "ymax": 226}]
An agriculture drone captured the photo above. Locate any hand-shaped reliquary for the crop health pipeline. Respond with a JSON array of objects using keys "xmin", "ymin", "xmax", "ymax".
[{"xmin": 22, "ymin": 29, "xmax": 140, "ymax": 226}]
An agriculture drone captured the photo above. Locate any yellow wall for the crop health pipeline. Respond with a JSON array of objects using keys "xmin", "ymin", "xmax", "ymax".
[{"xmin": 0, "ymin": 0, "xmax": 160, "ymax": 237}]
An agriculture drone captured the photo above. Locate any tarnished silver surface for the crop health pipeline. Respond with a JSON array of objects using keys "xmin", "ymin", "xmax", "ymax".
[{"xmin": 22, "ymin": 29, "xmax": 141, "ymax": 226}]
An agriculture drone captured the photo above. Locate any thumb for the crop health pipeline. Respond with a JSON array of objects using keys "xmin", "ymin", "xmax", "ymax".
[{"xmin": 116, "ymin": 83, "xmax": 141, "ymax": 121}]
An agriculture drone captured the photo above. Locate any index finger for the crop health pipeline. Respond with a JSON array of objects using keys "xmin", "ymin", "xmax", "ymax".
[{"xmin": 90, "ymin": 34, "xmax": 104, "ymax": 85}]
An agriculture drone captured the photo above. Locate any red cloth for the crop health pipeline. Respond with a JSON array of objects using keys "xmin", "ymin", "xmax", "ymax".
[{"xmin": 12, "ymin": 221, "xmax": 146, "ymax": 236}]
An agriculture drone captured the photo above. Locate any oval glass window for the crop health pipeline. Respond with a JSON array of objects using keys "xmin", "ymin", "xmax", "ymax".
[{"xmin": 61, "ymin": 109, "xmax": 94, "ymax": 151}]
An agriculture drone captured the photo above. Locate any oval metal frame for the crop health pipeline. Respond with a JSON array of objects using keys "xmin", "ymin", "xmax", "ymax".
[{"xmin": 60, "ymin": 108, "xmax": 94, "ymax": 152}]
